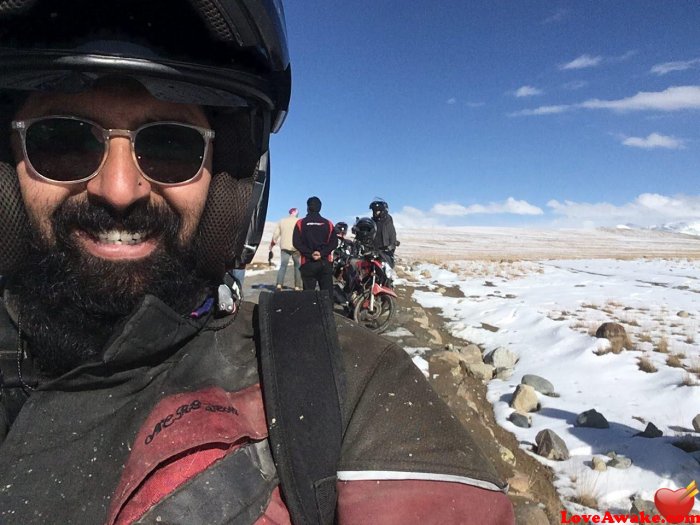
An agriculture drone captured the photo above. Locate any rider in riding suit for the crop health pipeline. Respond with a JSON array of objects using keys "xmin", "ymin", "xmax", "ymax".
[
  {"xmin": 332, "ymin": 221, "xmax": 353, "ymax": 262},
  {"xmin": 370, "ymin": 200, "xmax": 397, "ymax": 267},
  {"xmin": 0, "ymin": 2, "xmax": 514, "ymax": 523}
]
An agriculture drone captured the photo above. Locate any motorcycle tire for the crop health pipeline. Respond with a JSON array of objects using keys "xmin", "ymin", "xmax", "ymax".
[{"xmin": 353, "ymin": 291, "xmax": 396, "ymax": 334}]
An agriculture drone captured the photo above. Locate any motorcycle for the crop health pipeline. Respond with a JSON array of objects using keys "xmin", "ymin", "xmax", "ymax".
[{"xmin": 333, "ymin": 239, "xmax": 397, "ymax": 333}]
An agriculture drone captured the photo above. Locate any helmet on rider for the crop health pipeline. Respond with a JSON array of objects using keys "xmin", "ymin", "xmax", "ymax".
[
  {"xmin": 334, "ymin": 221, "xmax": 348, "ymax": 238},
  {"xmin": 352, "ymin": 217, "xmax": 376, "ymax": 246},
  {"xmin": 369, "ymin": 200, "xmax": 388, "ymax": 219},
  {"xmin": 0, "ymin": 0, "xmax": 291, "ymax": 279}
]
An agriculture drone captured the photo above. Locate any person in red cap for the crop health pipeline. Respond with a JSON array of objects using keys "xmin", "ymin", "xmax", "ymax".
[{"xmin": 270, "ymin": 207, "xmax": 302, "ymax": 290}]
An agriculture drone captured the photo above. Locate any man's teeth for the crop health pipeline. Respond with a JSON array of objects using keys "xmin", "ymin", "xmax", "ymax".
[{"xmin": 96, "ymin": 230, "xmax": 145, "ymax": 245}]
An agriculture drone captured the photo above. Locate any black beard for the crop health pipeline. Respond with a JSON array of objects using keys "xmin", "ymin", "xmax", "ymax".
[{"xmin": 8, "ymin": 198, "xmax": 210, "ymax": 377}]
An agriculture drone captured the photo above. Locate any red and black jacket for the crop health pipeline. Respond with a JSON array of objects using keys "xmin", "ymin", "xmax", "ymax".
[
  {"xmin": 0, "ymin": 292, "xmax": 514, "ymax": 524},
  {"xmin": 292, "ymin": 212, "xmax": 337, "ymax": 264}
]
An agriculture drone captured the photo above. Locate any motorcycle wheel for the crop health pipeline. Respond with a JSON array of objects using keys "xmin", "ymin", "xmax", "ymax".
[{"xmin": 353, "ymin": 291, "xmax": 396, "ymax": 333}]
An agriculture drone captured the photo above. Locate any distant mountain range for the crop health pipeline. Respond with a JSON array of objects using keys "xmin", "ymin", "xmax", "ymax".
[{"xmin": 615, "ymin": 221, "xmax": 700, "ymax": 237}]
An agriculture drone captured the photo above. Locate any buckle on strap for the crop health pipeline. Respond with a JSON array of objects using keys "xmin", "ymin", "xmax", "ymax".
[{"xmin": 0, "ymin": 348, "xmax": 38, "ymax": 389}]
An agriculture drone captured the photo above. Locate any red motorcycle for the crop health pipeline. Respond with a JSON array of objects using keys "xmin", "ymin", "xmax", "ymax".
[{"xmin": 333, "ymin": 236, "xmax": 397, "ymax": 333}]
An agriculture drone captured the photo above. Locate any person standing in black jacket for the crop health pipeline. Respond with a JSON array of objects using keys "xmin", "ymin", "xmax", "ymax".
[
  {"xmin": 370, "ymin": 199, "xmax": 397, "ymax": 265},
  {"xmin": 293, "ymin": 196, "xmax": 338, "ymax": 294}
]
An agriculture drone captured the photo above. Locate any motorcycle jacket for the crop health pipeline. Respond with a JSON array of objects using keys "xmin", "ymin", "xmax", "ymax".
[
  {"xmin": 373, "ymin": 213, "xmax": 397, "ymax": 252},
  {"xmin": 292, "ymin": 212, "xmax": 338, "ymax": 265},
  {"xmin": 0, "ymin": 289, "xmax": 514, "ymax": 524}
]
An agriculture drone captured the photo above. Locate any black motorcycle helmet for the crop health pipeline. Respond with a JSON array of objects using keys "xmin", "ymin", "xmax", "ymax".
[
  {"xmin": 0, "ymin": 0, "xmax": 291, "ymax": 279},
  {"xmin": 352, "ymin": 217, "xmax": 376, "ymax": 246},
  {"xmin": 334, "ymin": 221, "xmax": 348, "ymax": 237},
  {"xmin": 369, "ymin": 199, "xmax": 388, "ymax": 218}
]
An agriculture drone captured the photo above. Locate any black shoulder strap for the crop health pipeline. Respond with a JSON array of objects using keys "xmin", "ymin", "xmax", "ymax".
[{"xmin": 256, "ymin": 290, "xmax": 345, "ymax": 525}]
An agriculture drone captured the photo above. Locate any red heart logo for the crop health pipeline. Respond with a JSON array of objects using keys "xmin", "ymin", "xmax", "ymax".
[{"xmin": 654, "ymin": 487, "xmax": 694, "ymax": 523}]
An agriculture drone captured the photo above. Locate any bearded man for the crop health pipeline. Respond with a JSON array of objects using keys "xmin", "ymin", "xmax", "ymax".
[{"xmin": 0, "ymin": 1, "xmax": 514, "ymax": 524}]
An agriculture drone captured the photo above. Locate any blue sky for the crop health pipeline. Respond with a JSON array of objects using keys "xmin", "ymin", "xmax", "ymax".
[{"xmin": 267, "ymin": 1, "xmax": 700, "ymax": 229}]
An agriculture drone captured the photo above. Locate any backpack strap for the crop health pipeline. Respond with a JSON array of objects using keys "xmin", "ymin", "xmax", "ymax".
[{"xmin": 256, "ymin": 290, "xmax": 345, "ymax": 525}]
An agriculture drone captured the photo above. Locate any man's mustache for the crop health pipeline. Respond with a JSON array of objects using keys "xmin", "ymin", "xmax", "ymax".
[{"xmin": 51, "ymin": 198, "xmax": 181, "ymax": 244}]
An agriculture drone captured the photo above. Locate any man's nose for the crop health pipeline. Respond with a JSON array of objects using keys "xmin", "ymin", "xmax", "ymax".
[{"xmin": 86, "ymin": 137, "xmax": 151, "ymax": 210}]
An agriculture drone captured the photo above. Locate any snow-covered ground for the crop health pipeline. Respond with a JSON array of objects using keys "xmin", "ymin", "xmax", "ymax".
[
  {"xmin": 405, "ymin": 255, "xmax": 700, "ymax": 515},
  {"xmin": 397, "ymin": 226, "xmax": 700, "ymax": 261},
  {"xmin": 253, "ymin": 219, "xmax": 700, "ymax": 513},
  {"xmin": 252, "ymin": 221, "xmax": 700, "ymax": 265}
]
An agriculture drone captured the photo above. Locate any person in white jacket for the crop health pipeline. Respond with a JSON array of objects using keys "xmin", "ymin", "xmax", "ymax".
[{"xmin": 270, "ymin": 208, "xmax": 302, "ymax": 290}]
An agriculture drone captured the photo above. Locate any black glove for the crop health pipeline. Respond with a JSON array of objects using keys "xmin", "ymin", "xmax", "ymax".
[{"xmin": 268, "ymin": 251, "xmax": 273, "ymax": 265}]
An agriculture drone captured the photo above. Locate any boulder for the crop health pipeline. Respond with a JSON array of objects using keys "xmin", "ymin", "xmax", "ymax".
[
  {"xmin": 591, "ymin": 456, "xmax": 607, "ymax": 471},
  {"xmin": 508, "ymin": 412, "xmax": 531, "ymax": 428},
  {"xmin": 510, "ymin": 384, "xmax": 539, "ymax": 413},
  {"xmin": 608, "ymin": 455, "xmax": 632, "ymax": 469},
  {"xmin": 458, "ymin": 344, "xmax": 484, "ymax": 364},
  {"xmin": 630, "ymin": 496, "xmax": 658, "ymax": 517},
  {"xmin": 432, "ymin": 351, "xmax": 463, "ymax": 369},
  {"xmin": 521, "ymin": 374, "xmax": 555, "ymax": 396},
  {"xmin": 499, "ymin": 445, "xmax": 516, "ymax": 466},
  {"xmin": 494, "ymin": 367, "xmax": 514, "ymax": 380},
  {"xmin": 431, "ymin": 351, "xmax": 465, "ymax": 379},
  {"xmin": 514, "ymin": 503, "xmax": 549, "ymax": 525},
  {"xmin": 693, "ymin": 414, "xmax": 700, "ymax": 432},
  {"xmin": 535, "ymin": 429, "xmax": 570, "ymax": 460},
  {"xmin": 480, "ymin": 322, "xmax": 500, "ymax": 332},
  {"xmin": 595, "ymin": 322, "xmax": 628, "ymax": 353},
  {"xmin": 635, "ymin": 422, "xmax": 663, "ymax": 438},
  {"xmin": 677, "ymin": 310, "xmax": 690, "ymax": 318},
  {"xmin": 507, "ymin": 472, "xmax": 533, "ymax": 495},
  {"xmin": 465, "ymin": 363, "xmax": 494, "ymax": 382},
  {"xmin": 575, "ymin": 409, "xmax": 609, "ymax": 429},
  {"xmin": 484, "ymin": 347, "xmax": 518, "ymax": 369}
]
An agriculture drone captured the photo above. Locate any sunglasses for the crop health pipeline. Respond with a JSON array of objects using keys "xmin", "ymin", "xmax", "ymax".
[{"xmin": 11, "ymin": 116, "xmax": 215, "ymax": 186}]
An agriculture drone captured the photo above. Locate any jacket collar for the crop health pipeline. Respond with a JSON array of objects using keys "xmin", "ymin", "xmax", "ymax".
[{"xmin": 3, "ymin": 289, "xmax": 211, "ymax": 386}]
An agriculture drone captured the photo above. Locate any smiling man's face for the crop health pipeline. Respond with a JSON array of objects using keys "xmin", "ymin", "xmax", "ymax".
[
  {"xmin": 8, "ymin": 79, "xmax": 217, "ymax": 375},
  {"xmin": 13, "ymin": 79, "xmax": 213, "ymax": 259}
]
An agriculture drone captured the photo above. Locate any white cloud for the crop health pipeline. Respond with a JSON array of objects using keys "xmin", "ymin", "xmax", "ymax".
[
  {"xmin": 393, "ymin": 199, "xmax": 543, "ymax": 228},
  {"xmin": 392, "ymin": 206, "xmax": 444, "ymax": 229},
  {"xmin": 446, "ymin": 97, "xmax": 457, "ymax": 105},
  {"xmin": 560, "ymin": 54, "xmax": 602, "ymax": 70},
  {"xmin": 509, "ymin": 104, "xmax": 571, "ymax": 117},
  {"xmin": 611, "ymin": 50, "xmax": 637, "ymax": 63},
  {"xmin": 581, "ymin": 85, "xmax": 700, "ymax": 112},
  {"xmin": 431, "ymin": 198, "xmax": 543, "ymax": 216},
  {"xmin": 514, "ymin": 85, "xmax": 543, "ymax": 97},
  {"xmin": 398, "ymin": 195, "xmax": 700, "ymax": 229},
  {"xmin": 542, "ymin": 8, "xmax": 568, "ymax": 24},
  {"xmin": 513, "ymin": 85, "xmax": 700, "ymax": 116},
  {"xmin": 562, "ymin": 80, "xmax": 588, "ymax": 90},
  {"xmin": 547, "ymin": 193, "xmax": 700, "ymax": 227},
  {"xmin": 621, "ymin": 132, "xmax": 685, "ymax": 150},
  {"xmin": 650, "ymin": 58, "xmax": 700, "ymax": 76}
]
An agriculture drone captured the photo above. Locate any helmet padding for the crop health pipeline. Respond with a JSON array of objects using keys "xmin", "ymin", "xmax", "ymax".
[{"xmin": 0, "ymin": 161, "xmax": 30, "ymax": 274}]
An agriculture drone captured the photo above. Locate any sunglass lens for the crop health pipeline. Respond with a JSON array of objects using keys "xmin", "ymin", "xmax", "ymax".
[
  {"xmin": 135, "ymin": 124, "xmax": 206, "ymax": 184},
  {"xmin": 25, "ymin": 118, "xmax": 104, "ymax": 182}
]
